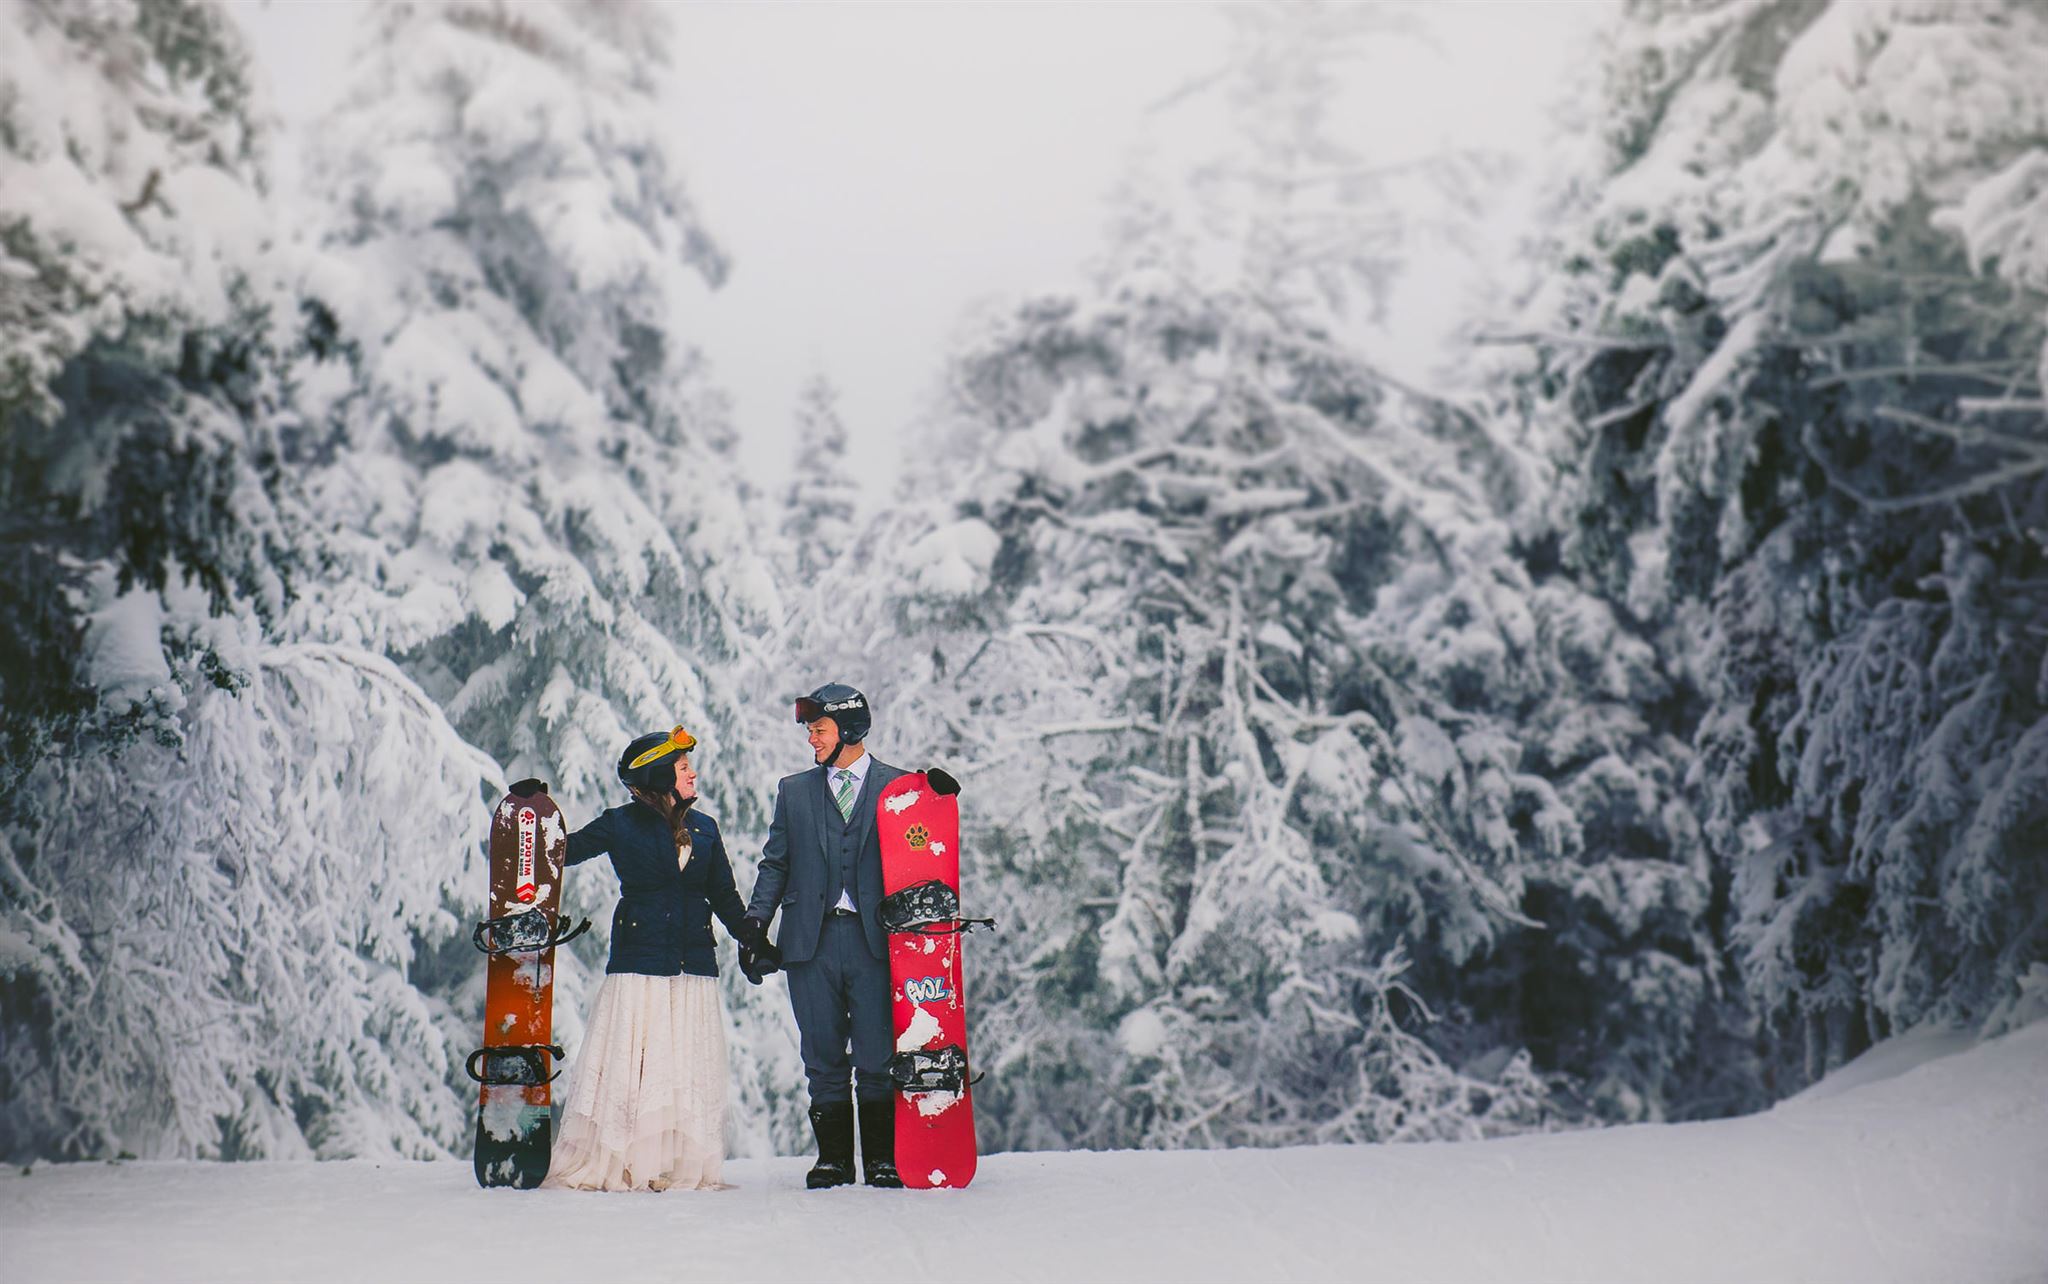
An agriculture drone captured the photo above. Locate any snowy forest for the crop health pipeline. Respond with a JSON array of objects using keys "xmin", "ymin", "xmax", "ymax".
[{"xmin": 2, "ymin": 0, "xmax": 2045, "ymax": 1168}]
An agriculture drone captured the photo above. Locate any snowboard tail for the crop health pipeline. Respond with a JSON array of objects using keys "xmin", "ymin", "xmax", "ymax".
[
  {"xmin": 474, "ymin": 1099, "xmax": 553, "ymax": 1189},
  {"xmin": 472, "ymin": 785, "xmax": 573, "ymax": 1189},
  {"xmin": 876, "ymin": 773, "xmax": 984, "ymax": 1189}
]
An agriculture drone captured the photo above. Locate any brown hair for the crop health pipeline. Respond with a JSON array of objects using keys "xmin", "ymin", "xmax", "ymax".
[{"xmin": 630, "ymin": 785, "xmax": 695, "ymax": 859}]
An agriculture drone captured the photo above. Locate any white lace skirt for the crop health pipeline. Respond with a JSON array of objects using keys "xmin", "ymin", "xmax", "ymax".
[{"xmin": 542, "ymin": 972, "xmax": 729, "ymax": 1192}]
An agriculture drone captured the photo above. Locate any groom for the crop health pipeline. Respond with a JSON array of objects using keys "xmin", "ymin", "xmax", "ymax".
[{"xmin": 742, "ymin": 683, "xmax": 906, "ymax": 1189}]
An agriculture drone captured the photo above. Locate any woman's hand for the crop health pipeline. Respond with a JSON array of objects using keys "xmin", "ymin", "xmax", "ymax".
[
  {"xmin": 738, "ymin": 939, "xmax": 782, "ymax": 985},
  {"xmin": 736, "ymin": 915, "xmax": 780, "ymax": 984},
  {"xmin": 737, "ymin": 915, "xmax": 772, "ymax": 952}
]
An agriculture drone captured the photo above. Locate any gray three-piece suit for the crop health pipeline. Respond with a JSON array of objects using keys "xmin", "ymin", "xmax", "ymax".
[{"xmin": 745, "ymin": 756, "xmax": 907, "ymax": 1104}]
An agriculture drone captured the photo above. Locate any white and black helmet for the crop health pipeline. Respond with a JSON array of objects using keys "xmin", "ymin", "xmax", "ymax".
[{"xmin": 794, "ymin": 683, "xmax": 871, "ymax": 744}]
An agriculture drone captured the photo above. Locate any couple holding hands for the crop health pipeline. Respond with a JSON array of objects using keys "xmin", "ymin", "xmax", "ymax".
[{"xmin": 541, "ymin": 683, "xmax": 912, "ymax": 1193}]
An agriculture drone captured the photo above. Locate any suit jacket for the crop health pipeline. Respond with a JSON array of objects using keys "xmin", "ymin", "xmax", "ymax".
[{"xmin": 746, "ymin": 756, "xmax": 906, "ymax": 963}]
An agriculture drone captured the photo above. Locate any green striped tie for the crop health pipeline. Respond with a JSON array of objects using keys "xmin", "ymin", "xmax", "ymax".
[{"xmin": 833, "ymin": 769, "xmax": 857, "ymax": 821}]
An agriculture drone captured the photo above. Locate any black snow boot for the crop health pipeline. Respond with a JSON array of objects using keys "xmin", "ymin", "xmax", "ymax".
[
  {"xmin": 806, "ymin": 1102, "xmax": 856, "ymax": 1189},
  {"xmin": 858, "ymin": 1097, "xmax": 903, "ymax": 1188}
]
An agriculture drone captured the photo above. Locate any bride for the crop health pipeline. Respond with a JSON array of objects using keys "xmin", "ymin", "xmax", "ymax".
[{"xmin": 541, "ymin": 726, "xmax": 778, "ymax": 1191}]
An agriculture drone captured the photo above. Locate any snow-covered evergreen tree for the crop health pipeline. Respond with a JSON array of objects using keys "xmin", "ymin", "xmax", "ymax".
[
  {"xmin": 777, "ymin": 372, "xmax": 861, "ymax": 581},
  {"xmin": 0, "ymin": 0, "xmax": 499, "ymax": 1161},
  {"xmin": 19, "ymin": 0, "xmax": 2042, "ymax": 1168},
  {"xmin": 801, "ymin": 0, "xmax": 1728, "ymax": 1147},
  {"xmin": 0, "ymin": 0, "xmax": 275, "ymax": 797},
  {"xmin": 300, "ymin": 0, "xmax": 764, "ymax": 798},
  {"xmin": 1514, "ymin": 0, "xmax": 2048, "ymax": 1086},
  {"xmin": 1170, "ymin": 0, "xmax": 1502, "ymax": 340},
  {"xmin": 293, "ymin": 0, "xmax": 804, "ymax": 1153}
]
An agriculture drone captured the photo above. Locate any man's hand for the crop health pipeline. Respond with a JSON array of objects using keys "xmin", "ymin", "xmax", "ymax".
[
  {"xmin": 507, "ymin": 778, "xmax": 548, "ymax": 798},
  {"xmin": 925, "ymin": 767, "xmax": 961, "ymax": 797}
]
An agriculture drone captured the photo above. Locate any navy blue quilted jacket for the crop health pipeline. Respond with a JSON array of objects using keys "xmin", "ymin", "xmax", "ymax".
[{"xmin": 566, "ymin": 801, "xmax": 747, "ymax": 977}]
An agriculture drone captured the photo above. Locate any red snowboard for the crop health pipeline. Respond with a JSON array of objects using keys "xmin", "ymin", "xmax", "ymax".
[
  {"xmin": 876, "ymin": 772, "xmax": 983, "ymax": 1189},
  {"xmin": 469, "ymin": 783, "xmax": 584, "ymax": 1189}
]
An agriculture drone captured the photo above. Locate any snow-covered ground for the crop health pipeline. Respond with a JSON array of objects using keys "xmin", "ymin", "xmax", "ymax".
[{"xmin": 8, "ymin": 1021, "xmax": 2045, "ymax": 1284}]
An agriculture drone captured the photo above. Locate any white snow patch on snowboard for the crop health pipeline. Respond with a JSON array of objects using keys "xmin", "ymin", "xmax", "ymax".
[
  {"xmin": 513, "ymin": 958, "xmax": 551, "ymax": 992},
  {"xmin": 896, "ymin": 1006, "xmax": 941, "ymax": 1051},
  {"xmin": 915, "ymin": 1091, "xmax": 960, "ymax": 1117},
  {"xmin": 478, "ymin": 1091, "xmax": 528, "ymax": 1142},
  {"xmin": 541, "ymin": 812, "xmax": 565, "ymax": 848},
  {"xmin": 930, "ymin": 841, "xmax": 947, "ymax": 856},
  {"xmin": 883, "ymin": 790, "xmax": 922, "ymax": 815},
  {"xmin": 927, "ymin": 1168, "xmax": 950, "ymax": 1186}
]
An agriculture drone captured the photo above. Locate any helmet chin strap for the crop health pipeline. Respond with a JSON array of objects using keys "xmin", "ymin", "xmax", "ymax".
[{"xmin": 819, "ymin": 724, "xmax": 872, "ymax": 769}]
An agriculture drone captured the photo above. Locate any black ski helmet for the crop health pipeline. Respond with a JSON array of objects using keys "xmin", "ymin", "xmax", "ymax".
[
  {"xmin": 618, "ymin": 725, "xmax": 697, "ymax": 793},
  {"xmin": 794, "ymin": 683, "xmax": 870, "ymax": 744}
]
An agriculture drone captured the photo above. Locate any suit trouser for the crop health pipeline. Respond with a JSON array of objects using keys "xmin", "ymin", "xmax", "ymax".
[{"xmin": 787, "ymin": 913, "xmax": 893, "ymax": 1104}]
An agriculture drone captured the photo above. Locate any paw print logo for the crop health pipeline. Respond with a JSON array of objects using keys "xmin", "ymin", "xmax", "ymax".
[{"xmin": 906, "ymin": 824, "xmax": 930, "ymax": 850}]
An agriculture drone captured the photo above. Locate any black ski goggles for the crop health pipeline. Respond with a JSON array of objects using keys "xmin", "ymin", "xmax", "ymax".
[{"xmin": 796, "ymin": 698, "xmax": 862, "ymax": 723}]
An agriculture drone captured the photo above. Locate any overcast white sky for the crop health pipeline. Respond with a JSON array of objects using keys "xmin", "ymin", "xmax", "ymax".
[{"xmin": 229, "ymin": 0, "xmax": 1603, "ymax": 497}]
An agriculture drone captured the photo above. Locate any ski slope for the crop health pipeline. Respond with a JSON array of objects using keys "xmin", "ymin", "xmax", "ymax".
[{"xmin": 8, "ymin": 1020, "xmax": 2045, "ymax": 1284}]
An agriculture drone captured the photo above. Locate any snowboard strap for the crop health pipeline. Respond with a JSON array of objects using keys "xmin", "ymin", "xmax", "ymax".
[
  {"xmin": 908, "ymin": 917, "xmax": 996, "ymax": 936},
  {"xmin": 466, "ymin": 1043, "xmax": 566, "ymax": 1086},
  {"xmin": 879, "ymin": 880, "xmax": 998, "ymax": 936},
  {"xmin": 886, "ymin": 1043, "xmax": 981, "ymax": 1095},
  {"xmin": 472, "ymin": 907, "xmax": 593, "ymax": 955}
]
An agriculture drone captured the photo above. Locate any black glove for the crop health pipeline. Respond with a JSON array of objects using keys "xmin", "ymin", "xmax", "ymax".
[
  {"xmin": 738, "ymin": 938, "xmax": 782, "ymax": 985},
  {"xmin": 735, "ymin": 915, "xmax": 780, "ymax": 985},
  {"xmin": 738, "ymin": 915, "xmax": 772, "ymax": 953},
  {"xmin": 925, "ymin": 767, "xmax": 961, "ymax": 797},
  {"xmin": 738, "ymin": 943, "xmax": 768, "ymax": 985},
  {"xmin": 507, "ymin": 778, "xmax": 548, "ymax": 798}
]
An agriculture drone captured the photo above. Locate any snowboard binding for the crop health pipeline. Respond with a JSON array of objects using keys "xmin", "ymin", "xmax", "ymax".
[
  {"xmin": 878, "ymin": 879, "xmax": 996, "ymax": 936},
  {"xmin": 471, "ymin": 907, "xmax": 592, "ymax": 956},
  {"xmin": 465, "ymin": 1043, "xmax": 566, "ymax": 1086},
  {"xmin": 887, "ymin": 1043, "xmax": 979, "ymax": 1094}
]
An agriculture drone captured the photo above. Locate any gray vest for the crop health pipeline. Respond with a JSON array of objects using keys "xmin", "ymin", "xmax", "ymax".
[
  {"xmin": 837, "ymin": 817, "xmax": 861, "ymax": 901},
  {"xmin": 832, "ymin": 772, "xmax": 860, "ymax": 901}
]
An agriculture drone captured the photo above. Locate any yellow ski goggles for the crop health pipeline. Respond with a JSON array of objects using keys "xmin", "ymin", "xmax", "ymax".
[{"xmin": 627, "ymin": 725, "xmax": 698, "ymax": 770}]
